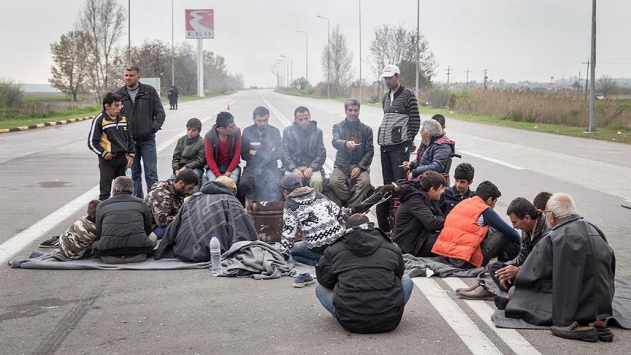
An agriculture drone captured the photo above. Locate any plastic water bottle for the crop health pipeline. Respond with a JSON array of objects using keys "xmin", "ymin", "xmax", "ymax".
[
  {"xmin": 125, "ymin": 167, "xmax": 132, "ymax": 179},
  {"xmin": 210, "ymin": 234, "xmax": 222, "ymax": 276}
]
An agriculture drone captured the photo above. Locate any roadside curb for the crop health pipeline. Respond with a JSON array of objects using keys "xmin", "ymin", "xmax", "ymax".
[{"xmin": 0, "ymin": 116, "xmax": 93, "ymax": 134}]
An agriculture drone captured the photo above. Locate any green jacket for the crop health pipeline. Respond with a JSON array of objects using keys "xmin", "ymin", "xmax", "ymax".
[{"xmin": 172, "ymin": 135, "xmax": 205, "ymax": 171}]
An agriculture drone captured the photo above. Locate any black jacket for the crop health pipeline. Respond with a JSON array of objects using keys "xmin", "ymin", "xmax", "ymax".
[
  {"xmin": 281, "ymin": 121, "xmax": 326, "ymax": 172},
  {"xmin": 331, "ymin": 118, "xmax": 374, "ymax": 174},
  {"xmin": 88, "ymin": 110, "xmax": 135, "ymax": 158},
  {"xmin": 316, "ymin": 225, "xmax": 405, "ymax": 334},
  {"xmin": 92, "ymin": 192, "xmax": 155, "ymax": 256},
  {"xmin": 241, "ymin": 124, "xmax": 283, "ymax": 170},
  {"xmin": 116, "ymin": 83, "xmax": 166, "ymax": 142},
  {"xmin": 442, "ymin": 187, "xmax": 475, "ymax": 216},
  {"xmin": 393, "ymin": 185, "xmax": 445, "ymax": 256}
]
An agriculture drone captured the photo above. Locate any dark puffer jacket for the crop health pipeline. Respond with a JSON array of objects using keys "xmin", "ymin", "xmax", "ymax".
[
  {"xmin": 393, "ymin": 184, "xmax": 445, "ymax": 256},
  {"xmin": 316, "ymin": 225, "xmax": 405, "ymax": 334},
  {"xmin": 115, "ymin": 83, "xmax": 166, "ymax": 143},
  {"xmin": 410, "ymin": 134, "xmax": 455, "ymax": 178},
  {"xmin": 92, "ymin": 192, "xmax": 155, "ymax": 256},
  {"xmin": 281, "ymin": 121, "xmax": 326, "ymax": 172}
]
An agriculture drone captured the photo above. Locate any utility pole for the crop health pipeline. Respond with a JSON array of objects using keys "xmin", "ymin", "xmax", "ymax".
[
  {"xmin": 465, "ymin": 69, "xmax": 471, "ymax": 89},
  {"xmin": 582, "ymin": 59, "xmax": 590, "ymax": 98},
  {"xmin": 483, "ymin": 69, "xmax": 488, "ymax": 90},
  {"xmin": 588, "ymin": 0, "xmax": 597, "ymax": 133},
  {"xmin": 415, "ymin": 0, "xmax": 420, "ymax": 96},
  {"xmin": 358, "ymin": 0, "xmax": 362, "ymax": 102},
  {"xmin": 446, "ymin": 66, "xmax": 452, "ymax": 86}
]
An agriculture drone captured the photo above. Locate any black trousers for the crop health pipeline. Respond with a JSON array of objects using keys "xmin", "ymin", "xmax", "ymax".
[
  {"xmin": 351, "ymin": 184, "xmax": 397, "ymax": 232},
  {"xmin": 380, "ymin": 143, "xmax": 410, "ymax": 185},
  {"xmin": 98, "ymin": 155, "xmax": 127, "ymax": 200}
]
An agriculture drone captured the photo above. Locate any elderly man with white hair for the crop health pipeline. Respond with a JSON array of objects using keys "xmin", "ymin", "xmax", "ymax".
[
  {"xmin": 402, "ymin": 118, "xmax": 454, "ymax": 181},
  {"xmin": 503, "ymin": 193, "xmax": 616, "ymax": 342}
]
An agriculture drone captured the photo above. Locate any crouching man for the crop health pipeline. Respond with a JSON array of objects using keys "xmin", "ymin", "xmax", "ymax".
[{"xmin": 315, "ymin": 214, "xmax": 413, "ymax": 333}]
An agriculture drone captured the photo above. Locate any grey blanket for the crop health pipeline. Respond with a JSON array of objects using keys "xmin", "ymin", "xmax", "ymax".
[
  {"xmin": 403, "ymin": 254, "xmax": 485, "ymax": 278},
  {"xmin": 492, "ymin": 276, "xmax": 631, "ymax": 330},
  {"xmin": 219, "ymin": 241, "xmax": 292, "ymax": 280},
  {"xmin": 9, "ymin": 250, "xmax": 210, "ymax": 270}
]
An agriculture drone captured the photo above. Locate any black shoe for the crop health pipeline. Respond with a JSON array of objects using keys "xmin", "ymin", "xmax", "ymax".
[{"xmin": 38, "ymin": 235, "xmax": 60, "ymax": 248}]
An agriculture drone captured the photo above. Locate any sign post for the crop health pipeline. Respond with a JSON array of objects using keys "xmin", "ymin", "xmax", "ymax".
[{"xmin": 185, "ymin": 9, "xmax": 214, "ymax": 97}]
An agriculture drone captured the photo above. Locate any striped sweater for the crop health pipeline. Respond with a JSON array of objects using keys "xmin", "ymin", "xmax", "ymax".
[{"xmin": 378, "ymin": 86, "xmax": 420, "ymax": 147}]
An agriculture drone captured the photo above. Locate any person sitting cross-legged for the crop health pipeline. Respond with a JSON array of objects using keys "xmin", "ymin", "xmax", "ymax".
[
  {"xmin": 315, "ymin": 213, "xmax": 413, "ymax": 334},
  {"xmin": 442, "ymin": 163, "xmax": 476, "ymax": 216}
]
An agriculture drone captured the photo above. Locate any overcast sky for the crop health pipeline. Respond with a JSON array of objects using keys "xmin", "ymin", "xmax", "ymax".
[{"xmin": 2, "ymin": 0, "xmax": 630, "ymax": 87}]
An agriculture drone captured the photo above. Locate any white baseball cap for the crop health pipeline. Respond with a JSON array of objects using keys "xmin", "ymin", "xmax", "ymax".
[{"xmin": 381, "ymin": 64, "xmax": 400, "ymax": 78}]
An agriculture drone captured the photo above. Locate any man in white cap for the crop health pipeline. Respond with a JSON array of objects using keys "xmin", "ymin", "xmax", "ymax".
[{"xmin": 378, "ymin": 64, "xmax": 420, "ymax": 185}]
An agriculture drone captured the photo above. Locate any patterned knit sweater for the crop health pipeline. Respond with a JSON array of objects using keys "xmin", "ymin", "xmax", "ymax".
[{"xmin": 280, "ymin": 187, "xmax": 344, "ymax": 253}]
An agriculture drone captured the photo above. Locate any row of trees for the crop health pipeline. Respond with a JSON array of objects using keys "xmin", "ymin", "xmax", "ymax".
[
  {"xmin": 313, "ymin": 24, "xmax": 437, "ymax": 97},
  {"xmin": 49, "ymin": 0, "xmax": 242, "ymax": 102}
]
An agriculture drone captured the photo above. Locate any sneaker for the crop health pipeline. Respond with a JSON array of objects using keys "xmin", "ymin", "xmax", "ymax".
[
  {"xmin": 38, "ymin": 235, "xmax": 60, "ymax": 248},
  {"xmin": 293, "ymin": 272, "xmax": 315, "ymax": 288},
  {"xmin": 340, "ymin": 208, "xmax": 352, "ymax": 221}
]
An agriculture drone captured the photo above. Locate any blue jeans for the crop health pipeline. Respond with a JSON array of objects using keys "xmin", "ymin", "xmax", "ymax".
[
  {"xmin": 153, "ymin": 226, "xmax": 168, "ymax": 240},
  {"xmin": 315, "ymin": 274, "xmax": 414, "ymax": 316},
  {"xmin": 204, "ymin": 165, "xmax": 241, "ymax": 185},
  {"xmin": 132, "ymin": 138, "xmax": 158, "ymax": 199},
  {"xmin": 291, "ymin": 241, "xmax": 323, "ymax": 266}
]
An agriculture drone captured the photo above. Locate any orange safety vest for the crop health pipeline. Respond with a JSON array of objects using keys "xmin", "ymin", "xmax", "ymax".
[{"xmin": 431, "ymin": 196, "xmax": 490, "ymax": 267}]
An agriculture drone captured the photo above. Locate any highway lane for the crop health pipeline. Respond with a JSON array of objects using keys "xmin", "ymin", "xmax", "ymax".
[{"xmin": 0, "ymin": 89, "xmax": 629, "ymax": 354}]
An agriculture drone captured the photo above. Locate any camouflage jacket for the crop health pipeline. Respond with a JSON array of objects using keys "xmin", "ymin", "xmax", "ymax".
[
  {"xmin": 145, "ymin": 180, "xmax": 185, "ymax": 229},
  {"xmin": 59, "ymin": 216, "xmax": 98, "ymax": 259}
]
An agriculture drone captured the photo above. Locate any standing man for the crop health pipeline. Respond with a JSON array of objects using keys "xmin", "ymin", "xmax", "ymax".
[
  {"xmin": 378, "ymin": 64, "xmax": 420, "ymax": 184},
  {"xmin": 239, "ymin": 106, "xmax": 284, "ymax": 202},
  {"xmin": 88, "ymin": 92, "xmax": 135, "ymax": 201},
  {"xmin": 282, "ymin": 106, "xmax": 326, "ymax": 192},
  {"xmin": 116, "ymin": 66, "xmax": 166, "ymax": 199},
  {"xmin": 329, "ymin": 98, "xmax": 374, "ymax": 208}
]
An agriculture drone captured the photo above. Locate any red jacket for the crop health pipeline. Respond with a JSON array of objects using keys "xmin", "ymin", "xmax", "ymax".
[
  {"xmin": 431, "ymin": 196, "xmax": 489, "ymax": 267},
  {"xmin": 204, "ymin": 124, "xmax": 242, "ymax": 177}
]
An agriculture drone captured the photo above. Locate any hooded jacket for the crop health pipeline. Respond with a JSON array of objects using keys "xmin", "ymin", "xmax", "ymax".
[
  {"xmin": 316, "ymin": 225, "xmax": 405, "ymax": 334},
  {"xmin": 115, "ymin": 82, "xmax": 166, "ymax": 142},
  {"xmin": 410, "ymin": 134, "xmax": 455, "ymax": 178},
  {"xmin": 505, "ymin": 214, "xmax": 615, "ymax": 326},
  {"xmin": 154, "ymin": 181, "xmax": 258, "ymax": 262},
  {"xmin": 393, "ymin": 184, "xmax": 445, "ymax": 256}
]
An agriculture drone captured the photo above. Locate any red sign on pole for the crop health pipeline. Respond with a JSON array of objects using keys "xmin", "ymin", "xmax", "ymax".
[{"xmin": 185, "ymin": 9, "xmax": 214, "ymax": 39}]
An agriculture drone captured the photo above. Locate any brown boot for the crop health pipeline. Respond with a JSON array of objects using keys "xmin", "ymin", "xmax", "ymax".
[
  {"xmin": 455, "ymin": 283, "xmax": 480, "ymax": 294},
  {"xmin": 457, "ymin": 285, "xmax": 494, "ymax": 300}
]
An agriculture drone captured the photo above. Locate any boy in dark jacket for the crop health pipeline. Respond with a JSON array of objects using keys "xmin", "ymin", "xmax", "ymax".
[
  {"xmin": 171, "ymin": 118, "xmax": 205, "ymax": 189},
  {"xmin": 392, "ymin": 171, "xmax": 445, "ymax": 256},
  {"xmin": 315, "ymin": 214, "xmax": 413, "ymax": 334}
]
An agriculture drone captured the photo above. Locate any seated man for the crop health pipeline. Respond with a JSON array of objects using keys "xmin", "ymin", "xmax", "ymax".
[
  {"xmin": 504, "ymin": 193, "xmax": 615, "ymax": 332},
  {"xmin": 91, "ymin": 177, "xmax": 156, "ymax": 264},
  {"xmin": 431, "ymin": 180, "xmax": 521, "ymax": 269},
  {"xmin": 393, "ymin": 171, "xmax": 445, "ymax": 256},
  {"xmin": 144, "ymin": 169, "xmax": 198, "ymax": 240},
  {"xmin": 55, "ymin": 200, "xmax": 102, "ymax": 259},
  {"xmin": 329, "ymin": 98, "xmax": 374, "ymax": 208},
  {"xmin": 279, "ymin": 173, "xmax": 344, "ymax": 266},
  {"xmin": 442, "ymin": 163, "xmax": 476, "ymax": 216},
  {"xmin": 171, "ymin": 118, "xmax": 205, "ymax": 190},
  {"xmin": 403, "ymin": 118, "xmax": 454, "ymax": 181},
  {"xmin": 315, "ymin": 214, "xmax": 413, "ymax": 334},
  {"xmin": 154, "ymin": 176, "xmax": 259, "ymax": 262},
  {"xmin": 281, "ymin": 106, "xmax": 326, "ymax": 192},
  {"xmin": 239, "ymin": 106, "xmax": 284, "ymax": 202},
  {"xmin": 205, "ymin": 111, "xmax": 242, "ymax": 184},
  {"xmin": 456, "ymin": 195, "xmax": 551, "ymax": 300}
]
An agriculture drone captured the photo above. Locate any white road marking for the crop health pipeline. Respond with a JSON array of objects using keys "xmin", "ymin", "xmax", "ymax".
[
  {"xmin": 413, "ymin": 277, "xmax": 503, "ymax": 355},
  {"xmin": 459, "ymin": 150, "xmax": 525, "ymax": 170},
  {"xmin": 442, "ymin": 278, "xmax": 541, "ymax": 355}
]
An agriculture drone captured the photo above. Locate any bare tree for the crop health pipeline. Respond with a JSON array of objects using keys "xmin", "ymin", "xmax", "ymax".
[
  {"xmin": 80, "ymin": 0, "xmax": 125, "ymax": 98},
  {"xmin": 598, "ymin": 75, "xmax": 619, "ymax": 98},
  {"xmin": 321, "ymin": 25, "xmax": 353, "ymax": 97},
  {"xmin": 49, "ymin": 30, "xmax": 90, "ymax": 101},
  {"xmin": 130, "ymin": 40, "xmax": 172, "ymax": 93},
  {"xmin": 369, "ymin": 24, "xmax": 437, "ymax": 90}
]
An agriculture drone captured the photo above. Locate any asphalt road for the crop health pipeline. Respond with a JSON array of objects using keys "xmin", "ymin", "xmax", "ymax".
[{"xmin": 0, "ymin": 89, "xmax": 629, "ymax": 354}]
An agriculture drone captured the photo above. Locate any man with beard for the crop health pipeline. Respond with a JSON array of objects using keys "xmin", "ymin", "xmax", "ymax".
[
  {"xmin": 239, "ymin": 106, "xmax": 284, "ymax": 202},
  {"xmin": 282, "ymin": 106, "xmax": 327, "ymax": 192},
  {"xmin": 144, "ymin": 169, "xmax": 198, "ymax": 240},
  {"xmin": 378, "ymin": 64, "xmax": 420, "ymax": 185},
  {"xmin": 115, "ymin": 66, "xmax": 166, "ymax": 198}
]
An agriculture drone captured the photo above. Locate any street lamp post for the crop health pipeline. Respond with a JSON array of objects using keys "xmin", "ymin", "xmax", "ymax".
[
  {"xmin": 171, "ymin": 0, "xmax": 175, "ymax": 86},
  {"xmin": 415, "ymin": 0, "xmax": 420, "ymax": 96},
  {"xmin": 358, "ymin": 0, "xmax": 362, "ymax": 102},
  {"xmin": 297, "ymin": 30, "xmax": 308, "ymax": 89},
  {"xmin": 280, "ymin": 55, "xmax": 293, "ymax": 87},
  {"xmin": 317, "ymin": 15, "xmax": 331, "ymax": 99},
  {"xmin": 127, "ymin": 0, "xmax": 131, "ymax": 64}
]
